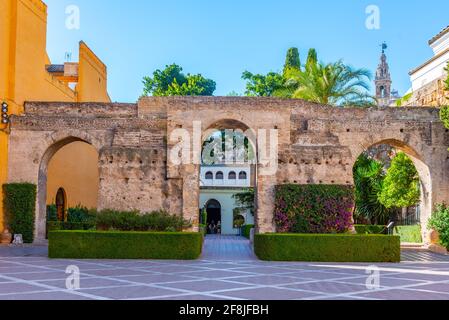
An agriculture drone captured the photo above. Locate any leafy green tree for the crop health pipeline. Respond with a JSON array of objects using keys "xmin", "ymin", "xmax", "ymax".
[
  {"xmin": 283, "ymin": 47, "xmax": 301, "ymax": 77},
  {"xmin": 233, "ymin": 188, "xmax": 255, "ymax": 215},
  {"xmin": 379, "ymin": 152, "xmax": 420, "ymax": 209},
  {"xmin": 241, "ymin": 71, "xmax": 285, "ymax": 97},
  {"xmin": 292, "ymin": 60, "xmax": 375, "ymax": 107},
  {"xmin": 353, "ymin": 154, "xmax": 392, "ymax": 225},
  {"xmin": 142, "ymin": 64, "xmax": 216, "ymax": 96}
]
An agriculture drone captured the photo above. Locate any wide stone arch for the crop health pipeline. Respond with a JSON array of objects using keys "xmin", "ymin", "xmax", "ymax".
[
  {"xmin": 350, "ymin": 138, "xmax": 433, "ymax": 242},
  {"xmin": 35, "ymin": 130, "xmax": 102, "ymax": 241}
]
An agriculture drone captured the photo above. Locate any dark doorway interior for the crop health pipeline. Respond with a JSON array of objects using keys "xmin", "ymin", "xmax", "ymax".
[
  {"xmin": 206, "ymin": 199, "xmax": 222, "ymax": 234},
  {"xmin": 56, "ymin": 187, "xmax": 66, "ymax": 222}
]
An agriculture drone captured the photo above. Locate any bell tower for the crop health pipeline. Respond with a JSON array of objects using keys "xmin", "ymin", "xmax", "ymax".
[{"xmin": 375, "ymin": 43, "xmax": 392, "ymax": 106}]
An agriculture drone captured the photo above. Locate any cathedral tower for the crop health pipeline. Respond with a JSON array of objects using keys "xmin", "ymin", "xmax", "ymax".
[{"xmin": 375, "ymin": 43, "xmax": 392, "ymax": 106}]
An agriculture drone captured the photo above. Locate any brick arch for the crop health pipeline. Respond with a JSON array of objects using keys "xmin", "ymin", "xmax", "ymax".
[
  {"xmin": 351, "ymin": 138, "xmax": 432, "ymax": 242},
  {"xmin": 35, "ymin": 133, "xmax": 100, "ymax": 241}
]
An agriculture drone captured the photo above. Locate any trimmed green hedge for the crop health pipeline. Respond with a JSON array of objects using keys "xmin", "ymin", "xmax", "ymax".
[
  {"xmin": 242, "ymin": 225, "xmax": 254, "ymax": 239},
  {"xmin": 3, "ymin": 183, "xmax": 36, "ymax": 243},
  {"xmin": 394, "ymin": 225, "xmax": 422, "ymax": 243},
  {"xmin": 49, "ymin": 231, "xmax": 203, "ymax": 260},
  {"xmin": 254, "ymin": 234, "xmax": 400, "ymax": 262},
  {"xmin": 355, "ymin": 224, "xmax": 387, "ymax": 235}
]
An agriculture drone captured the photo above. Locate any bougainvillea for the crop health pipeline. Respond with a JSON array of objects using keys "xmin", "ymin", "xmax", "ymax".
[{"xmin": 274, "ymin": 184, "xmax": 355, "ymax": 234}]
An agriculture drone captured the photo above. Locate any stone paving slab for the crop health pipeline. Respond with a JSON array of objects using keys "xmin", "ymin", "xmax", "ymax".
[{"xmin": 0, "ymin": 237, "xmax": 449, "ymax": 300}]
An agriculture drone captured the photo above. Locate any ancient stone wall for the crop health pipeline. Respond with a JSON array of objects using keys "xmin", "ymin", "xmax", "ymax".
[{"xmin": 6, "ymin": 98, "xmax": 449, "ymax": 243}]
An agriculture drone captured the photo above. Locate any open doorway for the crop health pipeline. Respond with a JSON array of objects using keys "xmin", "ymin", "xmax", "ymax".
[
  {"xmin": 206, "ymin": 199, "xmax": 222, "ymax": 234},
  {"xmin": 55, "ymin": 187, "xmax": 67, "ymax": 222}
]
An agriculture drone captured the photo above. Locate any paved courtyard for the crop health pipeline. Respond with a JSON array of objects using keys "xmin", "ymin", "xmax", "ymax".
[{"xmin": 0, "ymin": 236, "xmax": 448, "ymax": 300}]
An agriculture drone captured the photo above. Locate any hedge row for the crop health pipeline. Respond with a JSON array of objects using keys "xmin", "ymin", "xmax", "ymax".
[
  {"xmin": 254, "ymin": 234, "xmax": 400, "ymax": 262},
  {"xmin": 242, "ymin": 225, "xmax": 254, "ymax": 239},
  {"xmin": 49, "ymin": 231, "xmax": 203, "ymax": 260},
  {"xmin": 2, "ymin": 183, "xmax": 36, "ymax": 243}
]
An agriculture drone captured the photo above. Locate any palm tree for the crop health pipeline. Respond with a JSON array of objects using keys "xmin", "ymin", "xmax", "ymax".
[
  {"xmin": 353, "ymin": 154, "xmax": 393, "ymax": 225},
  {"xmin": 290, "ymin": 60, "xmax": 375, "ymax": 107}
]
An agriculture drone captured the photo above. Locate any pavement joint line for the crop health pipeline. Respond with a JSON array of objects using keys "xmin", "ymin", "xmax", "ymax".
[
  {"xmin": 0, "ymin": 273, "xmax": 109, "ymax": 300},
  {"xmin": 295, "ymin": 276, "xmax": 449, "ymax": 300},
  {"xmin": 314, "ymin": 264, "xmax": 449, "ymax": 276}
]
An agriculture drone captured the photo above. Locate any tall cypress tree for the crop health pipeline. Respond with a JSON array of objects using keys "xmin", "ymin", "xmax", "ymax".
[
  {"xmin": 306, "ymin": 48, "xmax": 318, "ymax": 70},
  {"xmin": 283, "ymin": 47, "xmax": 301, "ymax": 76}
]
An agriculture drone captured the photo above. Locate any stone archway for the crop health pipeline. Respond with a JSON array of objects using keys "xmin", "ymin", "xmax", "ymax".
[
  {"xmin": 352, "ymin": 139, "xmax": 432, "ymax": 242},
  {"xmin": 199, "ymin": 118, "xmax": 258, "ymax": 234},
  {"xmin": 36, "ymin": 135, "xmax": 100, "ymax": 241}
]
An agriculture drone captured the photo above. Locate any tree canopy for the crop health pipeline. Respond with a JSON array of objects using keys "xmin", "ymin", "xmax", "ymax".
[
  {"xmin": 378, "ymin": 152, "xmax": 421, "ymax": 209},
  {"xmin": 291, "ymin": 60, "xmax": 375, "ymax": 107},
  {"xmin": 242, "ymin": 47, "xmax": 374, "ymax": 107},
  {"xmin": 241, "ymin": 71, "xmax": 285, "ymax": 97},
  {"xmin": 142, "ymin": 64, "xmax": 216, "ymax": 97}
]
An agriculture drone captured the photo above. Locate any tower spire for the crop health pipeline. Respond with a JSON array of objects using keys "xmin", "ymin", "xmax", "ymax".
[{"xmin": 375, "ymin": 42, "xmax": 392, "ymax": 106}]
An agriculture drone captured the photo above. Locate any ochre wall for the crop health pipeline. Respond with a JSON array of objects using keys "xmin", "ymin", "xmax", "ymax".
[
  {"xmin": 46, "ymin": 142, "xmax": 99, "ymax": 209},
  {"xmin": 76, "ymin": 42, "xmax": 110, "ymax": 103},
  {"xmin": 0, "ymin": 0, "xmax": 110, "ymax": 233}
]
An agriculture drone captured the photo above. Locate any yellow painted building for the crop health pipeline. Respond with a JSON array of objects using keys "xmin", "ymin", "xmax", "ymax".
[{"xmin": 0, "ymin": 0, "xmax": 110, "ymax": 232}]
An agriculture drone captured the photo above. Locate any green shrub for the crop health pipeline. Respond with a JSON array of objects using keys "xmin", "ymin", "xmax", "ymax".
[
  {"xmin": 428, "ymin": 204, "xmax": 449, "ymax": 249},
  {"xmin": 48, "ymin": 231, "xmax": 203, "ymax": 260},
  {"xmin": 47, "ymin": 221, "xmax": 96, "ymax": 232},
  {"xmin": 200, "ymin": 208, "xmax": 207, "ymax": 225},
  {"xmin": 95, "ymin": 209, "xmax": 190, "ymax": 232},
  {"xmin": 3, "ymin": 183, "xmax": 37, "ymax": 243},
  {"xmin": 67, "ymin": 206, "xmax": 95, "ymax": 223},
  {"xmin": 355, "ymin": 224, "xmax": 387, "ymax": 235},
  {"xmin": 394, "ymin": 225, "xmax": 422, "ymax": 243},
  {"xmin": 242, "ymin": 224, "xmax": 254, "ymax": 239},
  {"xmin": 199, "ymin": 224, "xmax": 207, "ymax": 236},
  {"xmin": 254, "ymin": 234, "xmax": 400, "ymax": 262},
  {"xmin": 275, "ymin": 184, "xmax": 355, "ymax": 233},
  {"xmin": 47, "ymin": 204, "xmax": 58, "ymax": 222},
  {"xmin": 46, "ymin": 205, "xmax": 96, "ymax": 234}
]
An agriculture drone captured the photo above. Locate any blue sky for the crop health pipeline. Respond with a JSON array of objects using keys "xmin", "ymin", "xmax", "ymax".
[{"xmin": 45, "ymin": 0, "xmax": 449, "ymax": 102}]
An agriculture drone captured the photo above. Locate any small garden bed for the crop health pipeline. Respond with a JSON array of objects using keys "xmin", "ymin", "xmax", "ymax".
[
  {"xmin": 48, "ymin": 231, "xmax": 203, "ymax": 260},
  {"xmin": 254, "ymin": 234, "xmax": 400, "ymax": 262}
]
